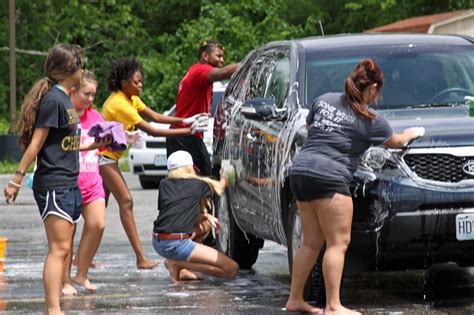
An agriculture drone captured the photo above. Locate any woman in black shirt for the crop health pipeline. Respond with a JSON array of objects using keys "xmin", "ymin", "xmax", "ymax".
[{"xmin": 153, "ymin": 150, "xmax": 239, "ymax": 283}]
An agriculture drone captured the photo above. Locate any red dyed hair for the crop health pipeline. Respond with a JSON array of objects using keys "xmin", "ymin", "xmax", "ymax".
[{"xmin": 344, "ymin": 59, "xmax": 384, "ymax": 120}]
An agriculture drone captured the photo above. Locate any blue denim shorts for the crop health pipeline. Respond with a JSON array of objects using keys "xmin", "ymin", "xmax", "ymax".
[
  {"xmin": 33, "ymin": 187, "xmax": 82, "ymax": 224},
  {"xmin": 152, "ymin": 238, "xmax": 197, "ymax": 261}
]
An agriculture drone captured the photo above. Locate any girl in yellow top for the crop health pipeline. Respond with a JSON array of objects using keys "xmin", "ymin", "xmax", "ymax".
[{"xmin": 99, "ymin": 58, "xmax": 206, "ymax": 269}]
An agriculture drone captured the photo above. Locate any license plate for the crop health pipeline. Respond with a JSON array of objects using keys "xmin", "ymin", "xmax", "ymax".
[
  {"xmin": 456, "ymin": 214, "xmax": 474, "ymax": 241},
  {"xmin": 154, "ymin": 154, "xmax": 167, "ymax": 166}
]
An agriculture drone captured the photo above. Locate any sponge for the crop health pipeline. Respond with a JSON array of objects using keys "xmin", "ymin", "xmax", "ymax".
[{"xmin": 222, "ymin": 160, "xmax": 237, "ymax": 186}]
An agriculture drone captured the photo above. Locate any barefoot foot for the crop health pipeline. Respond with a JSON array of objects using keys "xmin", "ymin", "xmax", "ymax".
[
  {"xmin": 73, "ymin": 275, "xmax": 97, "ymax": 291},
  {"xmin": 61, "ymin": 283, "xmax": 77, "ymax": 296},
  {"xmin": 324, "ymin": 306, "xmax": 362, "ymax": 315},
  {"xmin": 179, "ymin": 268, "xmax": 204, "ymax": 281},
  {"xmin": 285, "ymin": 300, "xmax": 322, "ymax": 313},
  {"xmin": 137, "ymin": 258, "xmax": 159, "ymax": 269},
  {"xmin": 46, "ymin": 307, "xmax": 65, "ymax": 315},
  {"xmin": 164, "ymin": 259, "xmax": 183, "ymax": 284}
]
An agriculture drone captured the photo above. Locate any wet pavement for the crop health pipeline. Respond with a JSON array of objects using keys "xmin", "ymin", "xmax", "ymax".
[{"xmin": 1, "ymin": 173, "xmax": 474, "ymax": 314}]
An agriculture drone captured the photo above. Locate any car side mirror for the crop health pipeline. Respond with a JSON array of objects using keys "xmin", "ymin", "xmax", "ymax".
[{"xmin": 240, "ymin": 98, "xmax": 286, "ymax": 121}]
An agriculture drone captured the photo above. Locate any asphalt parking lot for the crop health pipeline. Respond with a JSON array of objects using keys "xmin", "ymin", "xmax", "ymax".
[{"xmin": 2, "ymin": 173, "xmax": 474, "ymax": 314}]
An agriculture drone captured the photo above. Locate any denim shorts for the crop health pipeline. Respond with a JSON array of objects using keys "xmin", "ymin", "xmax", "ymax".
[
  {"xmin": 33, "ymin": 187, "xmax": 82, "ymax": 224},
  {"xmin": 152, "ymin": 238, "xmax": 197, "ymax": 261}
]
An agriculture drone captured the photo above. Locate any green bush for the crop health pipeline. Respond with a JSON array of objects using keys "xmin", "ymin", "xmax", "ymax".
[{"xmin": 0, "ymin": 118, "xmax": 10, "ymax": 134}]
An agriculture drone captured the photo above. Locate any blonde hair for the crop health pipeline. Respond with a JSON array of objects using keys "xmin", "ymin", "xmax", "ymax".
[
  {"xmin": 168, "ymin": 165, "xmax": 223, "ymax": 196},
  {"xmin": 74, "ymin": 69, "xmax": 97, "ymax": 90}
]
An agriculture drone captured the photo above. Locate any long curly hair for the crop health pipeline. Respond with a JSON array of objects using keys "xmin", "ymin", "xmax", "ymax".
[
  {"xmin": 344, "ymin": 58, "xmax": 384, "ymax": 120},
  {"xmin": 107, "ymin": 58, "xmax": 141, "ymax": 92},
  {"xmin": 17, "ymin": 44, "xmax": 84, "ymax": 152}
]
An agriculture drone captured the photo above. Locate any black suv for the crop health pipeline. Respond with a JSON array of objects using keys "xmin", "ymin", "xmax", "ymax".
[{"xmin": 212, "ymin": 34, "xmax": 474, "ymax": 297}]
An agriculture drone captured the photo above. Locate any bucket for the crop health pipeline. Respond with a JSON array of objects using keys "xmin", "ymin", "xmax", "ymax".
[{"xmin": 0, "ymin": 238, "xmax": 7, "ymax": 273}]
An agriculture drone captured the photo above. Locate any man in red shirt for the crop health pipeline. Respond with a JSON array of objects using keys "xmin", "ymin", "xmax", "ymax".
[{"xmin": 167, "ymin": 40, "xmax": 238, "ymax": 176}]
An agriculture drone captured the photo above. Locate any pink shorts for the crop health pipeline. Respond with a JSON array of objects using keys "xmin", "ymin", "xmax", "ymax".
[{"xmin": 80, "ymin": 179, "xmax": 105, "ymax": 205}]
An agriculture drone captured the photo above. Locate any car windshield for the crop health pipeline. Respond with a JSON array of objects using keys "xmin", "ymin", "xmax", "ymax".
[{"xmin": 305, "ymin": 44, "xmax": 474, "ymax": 109}]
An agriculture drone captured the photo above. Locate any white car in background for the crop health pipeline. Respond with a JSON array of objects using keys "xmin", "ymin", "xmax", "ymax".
[{"xmin": 128, "ymin": 81, "xmax": 227, "ymax": 189}]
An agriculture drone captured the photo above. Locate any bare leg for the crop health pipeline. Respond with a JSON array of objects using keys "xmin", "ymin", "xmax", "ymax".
[
  {"xmin": 191, "ymin": 214, "xmax": 212, "ymax": 243},
  {"xmin": 61, "ymin": 223, "xmax": 77, "ymax": 296},
  {"xmin": 178, "ymin": 269, "xmax": 203, "ymax": 281},
  {"xmin": 164, "ymin": 243, "xmax": 239, "ymax": 283},
  {"xmin": 285, "ymin": 200, "xmax": 324, "ymax": 313},
  {"xmin": 43, "ymin": 216, "xmax": 75, "ymax": 314},
  {"xmin": 99, "ymin": 163, "xmax": 158, "ymax": 269},
  {"xmin": 316, "ymin": 194, "xmax": 361, "ymax": 315},
  {"xmin": 73, "ymin": 199, "xmax": 106, "ymax": 291},
  {"xmin": 175, "ymin": 214, "xmax": 213, "ymax": 281}
]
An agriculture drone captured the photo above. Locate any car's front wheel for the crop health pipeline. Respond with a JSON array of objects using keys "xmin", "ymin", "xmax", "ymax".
[
  {"xmin": 215, "ymin": 191, "xmax": 263, "ymax": 269},
  {"xmin": 286, "ymin": 200, "xmax": 326, "ymax": 305}
]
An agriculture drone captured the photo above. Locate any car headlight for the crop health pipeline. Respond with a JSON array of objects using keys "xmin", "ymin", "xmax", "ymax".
[{"xmin": 359, "ymin": 147, "xmax": 396, "ymax": 171}]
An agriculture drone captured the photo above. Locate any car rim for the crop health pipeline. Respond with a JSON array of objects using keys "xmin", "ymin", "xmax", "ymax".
[
  {"xmin": 291, "ymin": 209, "xmax": 303, "ymax": 260},
  {"xmin": 217, "ymin": 193, "xmax": 230, "ymax": 253}
]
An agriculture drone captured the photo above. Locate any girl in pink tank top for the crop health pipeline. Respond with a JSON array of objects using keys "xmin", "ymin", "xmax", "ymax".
[{"xmin": 62, "ymin": 71, "xmax": 106, "ymax": 295}]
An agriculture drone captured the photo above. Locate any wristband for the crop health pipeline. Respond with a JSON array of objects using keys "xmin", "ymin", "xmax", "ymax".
[
  {"xmin": 8, "ymin": 180, "xmax": 21, "ymax": 189},
  {"xmin": 15, "ymin": 170, "xmax": 26, "ymax": 177}
]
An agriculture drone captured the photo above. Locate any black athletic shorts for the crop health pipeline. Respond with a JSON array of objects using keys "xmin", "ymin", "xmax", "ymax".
[
  {"xmin": 166, "ymin": 135, "xmax": 212, "ymax": 176},
  {"xmin": 290, "ymin": 174, "xmax": 351, "ymax": 202},
  {"xmin": 33, "ymin": 187, "xmax": 82, "ymax": 223}
]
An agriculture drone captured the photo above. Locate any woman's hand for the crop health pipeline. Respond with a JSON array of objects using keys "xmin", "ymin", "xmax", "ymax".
[
  {"xmin": 191, "ymin": 119, "xmax": 209, "ymax": 134},
  {"xmin": 89, "ymin": 135, "xmax": 112, "ymax": 150},
  {"xmin": 125, "ymin": 130, "xmax": 141, "ymax": 144},
  {"xmin": 4, "ymin": 180, "xmax": 21, "ymax": 204},
  {"xmin": 183, "ymin": 113, "xmax": 208, "ymax": 125},
  {"xmin": 204, "ymin": 213, "xmax": 222, "ymax": 233}
]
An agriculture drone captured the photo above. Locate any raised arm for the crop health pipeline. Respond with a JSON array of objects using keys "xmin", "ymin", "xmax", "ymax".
[
  {"xmin": 207, "ymin": 63, "xmax": 239, "ymax": 83},
  {"xmin": 139, "ymin": 107, "xmax": 184, "ymax": 125},
  {"xmin": 384, "ymin": 127, "xmax": 425, "ymax": 149}
]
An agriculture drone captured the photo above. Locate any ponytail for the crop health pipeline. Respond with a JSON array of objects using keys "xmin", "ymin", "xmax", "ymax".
[
  {"xmin": 344, "ymin": 59, "xmax": 383, "ymax": 120},
  {"xmin": 17, "ymin": 79, "xmax": 53, "ymax": 152}
]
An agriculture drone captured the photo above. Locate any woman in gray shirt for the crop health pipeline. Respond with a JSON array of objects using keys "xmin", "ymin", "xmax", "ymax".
[{"xmin": 285, "ymin": 59, "xmax": 424, "ymax": 314}]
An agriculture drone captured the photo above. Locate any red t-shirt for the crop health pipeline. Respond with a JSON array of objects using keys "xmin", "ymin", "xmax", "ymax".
[{"xmin": 171, "ymin": 63, "xmax": 213, "ymax": 138}]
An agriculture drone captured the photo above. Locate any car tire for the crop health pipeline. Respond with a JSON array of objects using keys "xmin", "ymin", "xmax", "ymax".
[
  {"xmin": 138, "ymin": 175, "xmax": 160, "ymax": 189},
  {"xmin": 215, "ymin": 191, "xmax": 264, "ymax": 269},
  {"xmin": 286, "ymin": 200, "xmax": 326, "ymax": 305}
]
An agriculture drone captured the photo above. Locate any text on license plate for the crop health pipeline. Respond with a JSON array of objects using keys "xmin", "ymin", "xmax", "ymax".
[
  {"xmin": 456, "ymin": 213, "xmax": 474, "ymax": 241},
  {"xmin": 154, "ymin": 154, "xmax": 167, "ymax": 166}
]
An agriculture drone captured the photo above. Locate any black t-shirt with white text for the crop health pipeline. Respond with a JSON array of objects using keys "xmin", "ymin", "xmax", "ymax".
[
  {"xmin": 33, "ymin": 87, "xmax": 81, "ymax": 190},
  {"xmin": 154, "ymin": 178, "xmax": 212, "ymax": 235},
  {"xmin": 291, "ymin": 92, "xmax": 393, "ymax": 184}
]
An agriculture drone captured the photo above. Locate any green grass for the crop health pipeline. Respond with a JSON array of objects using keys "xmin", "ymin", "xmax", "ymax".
[
  {"xmin": 119, "ymin": 158, "xmax": 130, "ymax": 172},
  {"xmin": 0, "ymin": 159, "xmax": 34, "ymax": 174}
]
